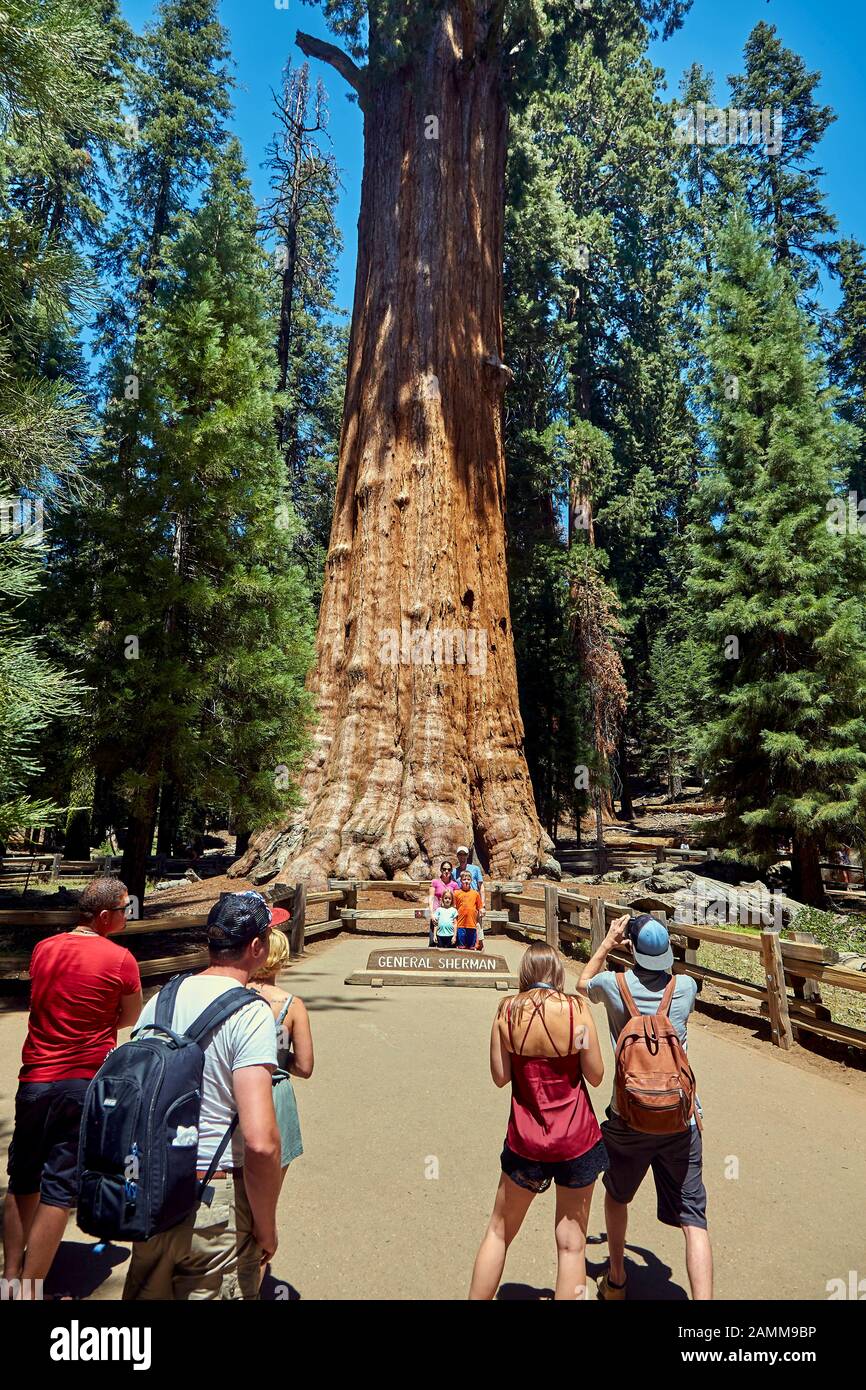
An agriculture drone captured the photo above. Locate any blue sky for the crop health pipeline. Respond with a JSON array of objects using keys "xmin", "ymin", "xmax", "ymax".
[{"xmin": 120, "ymin": 0, "xmax": 864, "ymax": 312}]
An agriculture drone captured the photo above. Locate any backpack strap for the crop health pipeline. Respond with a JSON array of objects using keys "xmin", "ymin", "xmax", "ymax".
[
  {"xmin": 187, "ymin": 988, "xmax": 272, "ymax": 1197},
  {"xmin": 184, "ymin": 987, "xmax": 267, "ymax": 1046},
  {"xmin": 153, "ymin": 971, "xmax": 194, "ymax": 1031},
  {"xmin": 656, "ymin": 977, "xmax": 677, "ymax": 1018},
  {"xmin": 615, "ymin": 972, "xmax": 640, "ymax": 1019},
  {"xmin": 197, "ymin": 1116, "xmax": 242, "ymax": 1197}
]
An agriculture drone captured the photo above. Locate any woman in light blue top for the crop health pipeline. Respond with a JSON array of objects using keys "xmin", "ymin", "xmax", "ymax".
[{"xmin": 249, "ymin": 928, "xmax": 314, "ymax": 1172}]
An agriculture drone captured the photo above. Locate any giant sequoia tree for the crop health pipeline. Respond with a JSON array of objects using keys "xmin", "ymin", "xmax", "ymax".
[
  {"xmin": 235, "ymin": 0, "xmax": 689, "ymax": 886},
  {"xmin": 689, "ymin": 210, "xmax": 866, "ymax": 906}
]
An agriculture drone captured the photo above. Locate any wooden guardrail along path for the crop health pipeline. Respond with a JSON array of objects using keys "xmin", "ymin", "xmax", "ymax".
[
  {"xmin": 0, "ymin": 852, "xmax": 237, "ymax": 887},
  {"xmin": 1, "ymin": 874, "xmax": 864, "ymax": 1052}
]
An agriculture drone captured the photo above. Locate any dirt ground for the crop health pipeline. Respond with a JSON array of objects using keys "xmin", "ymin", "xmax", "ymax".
[{"xmin": 2, "ymin": 931, "xmax": 865, "ymax": 1301}]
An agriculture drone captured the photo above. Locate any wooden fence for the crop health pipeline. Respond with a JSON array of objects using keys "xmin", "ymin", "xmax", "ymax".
[
  {"xmin": 489, "ymin": 883, "xmax": 866, "ymax": 1055},
  {"xmin": 0, "ymin": 852, "xmax": 235, "ymax": 892},
  {"xmin": 1, "ymin": 875, "xmax": 865, "ymax": 1054},
  {"xmin": 557, "ymin": 840, "xmax": 865, "ymax": 890}
]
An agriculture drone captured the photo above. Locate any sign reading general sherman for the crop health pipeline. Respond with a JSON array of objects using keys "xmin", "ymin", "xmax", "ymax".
[{"xmin": 365, "ymin": 949, "xmax": 509, "ymax": 974}]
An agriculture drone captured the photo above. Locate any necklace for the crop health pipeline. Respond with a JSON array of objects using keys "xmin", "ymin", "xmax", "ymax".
[{"xmin": 72, "ymin": 926, "xmax": 98, "ymax": 936}]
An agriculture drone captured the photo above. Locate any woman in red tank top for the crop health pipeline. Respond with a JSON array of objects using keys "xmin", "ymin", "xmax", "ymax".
[{"xmin": 469, "ymin": 943, "xmax": 609, "ymax": 1300}]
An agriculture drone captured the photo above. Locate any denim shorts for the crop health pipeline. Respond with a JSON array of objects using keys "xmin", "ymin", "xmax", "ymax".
[{"xmin": 501, "ymin": 1138, "xmax": 609, "ymax": 1193}]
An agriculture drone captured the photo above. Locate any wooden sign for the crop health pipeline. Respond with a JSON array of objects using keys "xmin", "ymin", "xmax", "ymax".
[
  {"xmin": 346, "ymin": 946, "xmax": 518, "ymax": 990},
  {"xmin": 365, "ymin": 948, "xmax": 509, "ymax": 974}
]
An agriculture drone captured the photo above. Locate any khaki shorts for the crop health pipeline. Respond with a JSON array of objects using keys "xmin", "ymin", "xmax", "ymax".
[{"xmin": 122, "ymin": 1170, "xmax": 263, "ymax": 1301}]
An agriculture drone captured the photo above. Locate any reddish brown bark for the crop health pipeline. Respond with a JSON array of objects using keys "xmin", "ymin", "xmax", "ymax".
[{"xmin": 235, "ymin": 8, "xmax": 555, "ymax": 888}]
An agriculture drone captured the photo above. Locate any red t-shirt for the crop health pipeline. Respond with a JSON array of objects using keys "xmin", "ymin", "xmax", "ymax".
[{"xmin": 20, "ymin": 932, "xmax": 142, "ymax": 1082}]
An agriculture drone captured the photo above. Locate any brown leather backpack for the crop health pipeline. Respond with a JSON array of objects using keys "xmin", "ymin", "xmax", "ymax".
[{"xmin": 613, "ymin": 974, "xmax": 700, "ymax": 1134}]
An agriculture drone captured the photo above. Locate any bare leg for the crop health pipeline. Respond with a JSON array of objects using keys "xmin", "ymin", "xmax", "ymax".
[
  {"xmin": 2, "ymin": 1191, "xmax": 40, "ymax": 1280},
  {"xmin": 468, "ymin": 1174, "xmax": 536, "ymax": 1300},
  {"xmin": 683, "ymin": 1224, "xmax": 713, "ymax": 1300},
  {"xmin": 20, "ymin": 1203, "xmax": 69, "ymax": 1291},
  {"xmin": 553, "ymin": 1182, "xmax": 594, "ymax": 1301},
  {"xmin": 605, "ymin": 1190, "xmax": 629, "ymax": 1285}
]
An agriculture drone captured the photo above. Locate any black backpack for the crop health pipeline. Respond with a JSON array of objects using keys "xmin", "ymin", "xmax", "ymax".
[{"xmin": 77, "ymin": 971, "xmax": 266, "ymax": 1242}]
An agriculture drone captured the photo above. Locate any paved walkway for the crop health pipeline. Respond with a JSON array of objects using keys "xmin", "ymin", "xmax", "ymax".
[{"xmin": 2, "ymin": 933, "xmax": 865, "ymax": 1300}]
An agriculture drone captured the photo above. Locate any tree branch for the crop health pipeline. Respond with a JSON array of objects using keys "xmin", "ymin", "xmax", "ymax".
[
  {"xmin": 295, "ymin": 31, "xmax": 367, "ymax": 105},
  {"xmin": 485, "ymin": 0, "xmax": 509, "ymax": 49}
]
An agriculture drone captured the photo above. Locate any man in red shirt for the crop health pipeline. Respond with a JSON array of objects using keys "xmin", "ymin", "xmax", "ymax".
[{"xmin": 2, "ymin": 877, "xmax": 142, "ymax": 1295}]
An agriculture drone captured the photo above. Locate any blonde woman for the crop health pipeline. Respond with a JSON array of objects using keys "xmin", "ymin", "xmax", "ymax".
[
  {"xmin": 469, "ymin": 943, "xmax": 608, "ymax": 1301},
  {"xmin": 249, "ymin": 928, "xmax": 314, "ymax": 1181}
]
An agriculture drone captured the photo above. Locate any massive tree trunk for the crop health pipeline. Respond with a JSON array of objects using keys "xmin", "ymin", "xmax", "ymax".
[{"xmin": 234, "ymin": 8, "xmax": 556, "ymax": 888}]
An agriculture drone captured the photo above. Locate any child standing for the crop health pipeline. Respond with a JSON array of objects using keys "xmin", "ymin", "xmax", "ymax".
[
  {"xmin": 428, "ymin": 860, "xmax": 459, "ymax": 945},
  {"xmin": 432, "ymin": 889, "xmax": 458, "ymax": 948},
  {"xmin": 455, "ymin": 870, "xmax": 484, "ymax": 950}
]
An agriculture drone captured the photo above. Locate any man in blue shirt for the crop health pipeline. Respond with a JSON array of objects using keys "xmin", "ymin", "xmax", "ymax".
[
  {"xmin": 579, "ymin": 913, "xmax": 713, "ymax": 1302},
  {"xmin": 453, "ymin": 846, "xmax": 484, "ymax": 906}
]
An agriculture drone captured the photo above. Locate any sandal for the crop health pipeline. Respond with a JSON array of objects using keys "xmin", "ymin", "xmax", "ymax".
[{"xmin": 597, "ymin": 1269, "xmax": 627, "ymax": 1301}]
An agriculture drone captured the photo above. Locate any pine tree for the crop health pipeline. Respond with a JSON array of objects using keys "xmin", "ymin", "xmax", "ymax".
[
  {"xmin": 261, "ymin": 62, "xmax": 346, "ymax": 601},
  {"xmin": 88, "ymin": 147, "xmax": 315, "ymax": 900},
  {"xmin": 830, "ymin": 238, "xmax": 866, "ymax": 498},
  {"xmin": 644, "ymin": 618, "xmax": 703, "ymax": 797},
  {"xmin": 728, "ymin": 22, "xmax": 837, "ymax": 300},
  {"xmin": 0, "ymin": 0, "xmax": 123, "ymax": 841},
  {"xmin": 79, "ymin": 0, "xmax": 235, "ymax": 893},
  {"xmin": 689, "ymin": 207, "xmax": 866, "ymax": 905},
  {"xmin": 95, "ymin": 0, "xmax": 232, "ymax": 367}
]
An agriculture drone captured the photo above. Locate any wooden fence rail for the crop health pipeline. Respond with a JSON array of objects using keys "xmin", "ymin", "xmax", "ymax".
[
  {"xmin": 0, "ymin": 852, "xmax": 237, "ymax": 888},
  {"xmin": 1, "ymin": 875, "xmax": 864, "ymax": 1053}
]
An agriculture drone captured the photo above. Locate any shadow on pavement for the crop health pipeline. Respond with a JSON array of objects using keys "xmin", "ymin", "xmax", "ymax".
[
  {"xmin": 43, "ymin": 1238, "xmax": 129, "ymax": 1299},
  {"xmin": 260, "ymin": 1268, "xmax": 301, "ymax": 1300},
  {"xmin": 586, "ymin": 1236, "xmax": 689, "ymax": 1301},
  {"xmin": 498, "ymin": 1282, "xmax": 554, "ymax": 1300},
  {"xmin": 301, "ymin": 993, "xmax": 385, "ymax": 1013}
]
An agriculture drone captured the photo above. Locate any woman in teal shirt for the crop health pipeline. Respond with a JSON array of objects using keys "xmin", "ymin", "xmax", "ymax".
[{"xmin": 249, "ymin": 928, "xmax": 315, "ymax": 1171}]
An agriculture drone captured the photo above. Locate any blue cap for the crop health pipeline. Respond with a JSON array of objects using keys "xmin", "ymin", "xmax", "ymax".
[
  {"xmin": 207, "ymin": 891, "xmax": 272, "ymax": 949},
  {"xmin": 628, "ymin": 913, "xmax": 674, "ymax": 972}
]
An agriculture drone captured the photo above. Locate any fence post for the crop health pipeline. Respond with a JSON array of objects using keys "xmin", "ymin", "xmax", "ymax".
[
  {"xmin": 590, "ymin": 898, "xmax": 607, "ymax": 958},
  {"xmin": 290, "ymin": 882, "xmax": 306, "ymax": 959},
  {"xmin": 506, "ymin": 888, "xmax": 521, "ymax": 932},
  {"xmin": 761, "ymin": 927, "xmax": 793, "ymax": 1050},
  {"xmin": 489, "ymin": 881, "xmax": 502, "ymax": 937},
  {"xmin": 785, "ymin": 930, "xmax": 831, "ymax": 1024},
  {"xmin": 326, "ymin": 886, "xmax": 343, "ymax": 927},
  {"xmin": 544, "ymin": 883, "xmax": 559, "ymax": 951}
]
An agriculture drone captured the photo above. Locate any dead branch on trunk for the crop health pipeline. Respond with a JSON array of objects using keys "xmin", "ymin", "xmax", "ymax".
[{"xmin": 296, "ymin": 31, "xmax": 368, "ymax": 106}]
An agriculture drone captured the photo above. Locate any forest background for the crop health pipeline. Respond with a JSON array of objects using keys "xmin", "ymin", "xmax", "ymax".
[{"xmin": 3, "ymin": 0, "xmax": 866, "ymax": 909}]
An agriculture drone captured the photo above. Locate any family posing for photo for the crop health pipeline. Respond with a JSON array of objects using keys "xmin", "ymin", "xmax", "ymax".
[{"xmin": 428, "ymin": 847, "xmax": 484, "ymax": 950}]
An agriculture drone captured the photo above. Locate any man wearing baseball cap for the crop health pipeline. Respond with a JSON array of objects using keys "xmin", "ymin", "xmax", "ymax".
[
  {"xmin": 123, "ymin": 891, "xmax": 283, "ymax": 1300},
  {"xmin": 453, "ymin": 844, "xmax": 484, "ymax": 907},
  {"xmin": 578, "ymin": 912, "xmax": 713, "ymax": 1301}
]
